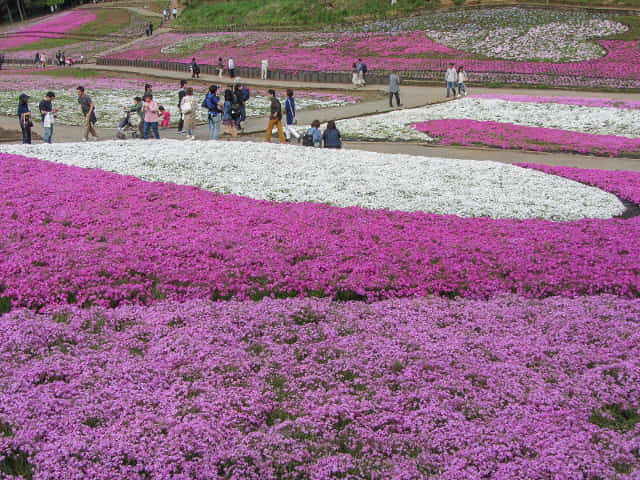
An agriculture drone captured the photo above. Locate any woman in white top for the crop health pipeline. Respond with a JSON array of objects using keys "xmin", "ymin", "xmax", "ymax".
[{"xmin": 180, "ymin": 87, "xmax": 196, "ymax": 139}]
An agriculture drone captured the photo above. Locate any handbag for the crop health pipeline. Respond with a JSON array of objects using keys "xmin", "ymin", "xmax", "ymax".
[{"xmin": 182, "ymin": 100, "xmax": 192, "ymax": 115}]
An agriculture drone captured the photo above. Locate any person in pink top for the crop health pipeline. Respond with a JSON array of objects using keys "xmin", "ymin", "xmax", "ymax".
[
  {"xmin": 158, "ymin": 105, "xmax": 171, "ymax": 129},
  {"xmin": 142, "ymin": 94, "xmax": 160, "ymax": 139}
]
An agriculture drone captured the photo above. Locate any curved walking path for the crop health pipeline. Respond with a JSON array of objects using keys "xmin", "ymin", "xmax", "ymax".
[{"xmin": 2, "ymin": 62, "xmax": 640, "ymax": 171}]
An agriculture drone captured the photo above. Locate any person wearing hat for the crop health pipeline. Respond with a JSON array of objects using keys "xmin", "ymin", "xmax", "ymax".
[
  {"xmin": 18, "ymin": 93, "xmax": 32, "ymax": 144},
  {"xmin": 39, "ymin": 91, "xmax": 57, "ymax": 144}
]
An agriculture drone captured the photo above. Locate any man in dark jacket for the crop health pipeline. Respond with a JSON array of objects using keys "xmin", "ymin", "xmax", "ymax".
[
  {"xmin": 265, "ymin": 89, "xmax": 286, "ymax": 143},
  {"xmin": 177, "ymin": 80, "xmax": 187, "ymax": 133}
]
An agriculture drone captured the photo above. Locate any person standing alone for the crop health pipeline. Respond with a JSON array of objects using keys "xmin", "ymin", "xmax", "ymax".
[
  {"xmin": 177, "ymin": 79, "xmax": 187, "ymax": 133},
  {"xmin": 389, "ymin": 70, "xmax": 401, "ymax": 107},
  {"xmin": 18, "ymin": 93, "xmax": 32, "ymax": 144},
  {"xmin": 228, "ymin": 57, "xmax": 235, "ymax": 78},
  {"xmin": 77, "ymin": 86, "xmax": 98, "ymax": 141},
  {"xmin": 39, "ymin": 91, "xmax": 56, "ymax": 144}
]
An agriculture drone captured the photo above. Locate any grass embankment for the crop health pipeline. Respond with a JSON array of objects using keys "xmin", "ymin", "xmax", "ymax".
[
  {"xmin": 176, "ymin": 0, "xmax": 640, "ymax": 29},
  {"xmin": 7, "ymin": 9, "xmax": 131, "ymax": 51}
]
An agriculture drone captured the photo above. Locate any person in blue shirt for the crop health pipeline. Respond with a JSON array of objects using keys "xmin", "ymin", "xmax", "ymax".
[
  {"xmin": 284, "ymin": 88, "xmax": 301, "ymax": 143},
  {"xmin": 205, "ymin": 85, "xmax": 222, "ymax": 140},
  {"xmin": 305, "ymin": 119, "xmax": 322, "ymax": 147},
  {"xmin": 322, "ymin": 120, "xmax": 342, "ymax": 149},
  {"xmin": 17, "ymin": 93, "xmax": 32, "ymax": 144}
]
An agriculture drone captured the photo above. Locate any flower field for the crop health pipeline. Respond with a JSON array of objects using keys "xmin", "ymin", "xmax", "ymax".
[
  {"xmin": 338, "ymin": 95, "xmax": 640, "ymax": 157},
  {"xmin": 0, "ymin": 139, "xmax": 639, "ymax": 478},
  {"xmin": 99, "ymin": 7, "xmax": 640, "ymax": 88},
  {"xmin": 0, "ymin": 10, "xmax": 96, "ymax": 50},
  {"xmin": 0, "ymin": 74, "xmax": 356, "ymax": 126}
]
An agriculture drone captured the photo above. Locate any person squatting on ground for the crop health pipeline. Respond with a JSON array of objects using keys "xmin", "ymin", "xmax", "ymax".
[
  {"xmin": 265, "ymin": 89, "xmax": 286, "ymax": 143},
  {"xmin": 222, "ymin": 88, "xmax": 238, "ymax": 139},
  {"xmin": 39, "ymin": 91, "xmax": 56, "ymax": 143},
  {"xmin": 204, "ymin": 85, "xmax": 222, "ymax": 140},
  {"xmin": 389, "ymin": 70, "xmax": 401, "ymax": 107},
  {"xmin": 177, "ymin": 80, "xmax": 187, "ymax": 133},
  {"xmin": 142, "ymin": 94, "xmax": 160, "ymax": 139},
  {"xmin": 446, "ymin": 62, "xmax": 457, "ymax": 97},
  {"xmin": 18, "ymin": 93, "xmax": 32, "ymax": 144},
  {"xmin": 457, "ymin": 66, "xmax": 468, "ymax": 97},
  {"xmin": 159, "ymin": 105, "xmax": 171, "ymax": 128},
  {"xmin": 77, "ymin": 86, "xmax": 98, "ymax": 141},
  {"xmin": 284, "ymin": 89, "xmax": 300, "ymax": 143},
  {"xmin": 323, "ymin": 120, "xmax": 342, "ymax": 149},
  {"xmin": 180, "ymin": 87, "xmax": 196, "ymax": 139},
  {"xmin": 304, "ymin": 119, "xmax": 323, "ymax": 147}
]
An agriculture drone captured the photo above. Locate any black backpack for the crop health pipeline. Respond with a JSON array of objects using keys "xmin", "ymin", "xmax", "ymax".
[
  {"xmin": 362, "ymin": 63, "xmax": 368, "ymax": 74},
  {"xmin": 231, "ymin": 95, "xmax": 242, "ymax": 116},
  {"xmin": 302, "ymin": 133, "xmax": 314, "ymax": 146}
]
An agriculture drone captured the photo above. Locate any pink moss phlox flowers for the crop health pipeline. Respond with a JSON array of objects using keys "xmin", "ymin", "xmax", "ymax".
[
  {"xmin": 1, "ymin": 153, "xmax": 640, "ymax": 309},
  {"xmin": 412, "ymin": 119, "xmax": 640, "ymax": 158},
  {"xmin": 0, "ymin": 11, "xmax": 97, "ymax": 49},
  {"xmin": 0, "ymin": 295, "xmax": 638, "ymax": 479}
]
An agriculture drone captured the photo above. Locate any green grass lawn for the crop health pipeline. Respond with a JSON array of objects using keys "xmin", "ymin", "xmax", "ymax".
[
  {"xmin": 5, "ymin": 9, "xmax": 131, "ymax": 51},
  {"xmin": 176, "ymin": 0, "xmax": 640, "ymax": 29}
]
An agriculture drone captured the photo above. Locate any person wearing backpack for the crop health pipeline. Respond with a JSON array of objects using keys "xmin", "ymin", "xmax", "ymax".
[
  {"xmin": 190, "ymin": 58, "xmax": 200, "ymax": 79},
  {"xmin": 222, "ymin": 88, "xmax": 238, "ymax": 139},
  {"xmin": 233, "ymin": 85, "xmax": 245, "ymax": 130},
  {"xmin": 177, "ymin": 79, "xmax": 187, "ymax": 133},
  {"xmin": 303, "ymin": 119, "xmax": 322, "ymax": 147},
  {"xmin": 204, "ymin": 85, "xmax": 222, "ymax": 140},
  {"xmin": 284, "ymin": 89, "xmax": 301, "ymax": 143},
  {"xmin": 180, "ymin": 87, "xmax": 196, "ymax": 140},
  {"xmin": 265, "ymin": 89, "xmax": 286, "ymax": 143}
]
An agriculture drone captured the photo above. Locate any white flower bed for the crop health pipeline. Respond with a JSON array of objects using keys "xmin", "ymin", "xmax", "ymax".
[
  {"xmin": 0, "ymin": 88, "xmax": 355, "ymax": 127},
  {"xmin": 337, "ymin": 98, "xmax": 640, "ymax": 142},
  {"xmin": 0, "ymin": 140, "xmax": 624, "ymax": 221}
]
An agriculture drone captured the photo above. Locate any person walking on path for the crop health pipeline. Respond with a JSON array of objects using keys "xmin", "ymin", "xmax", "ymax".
[
  {"xmin": 446, "ymin": 63, "xmax": 457, "ymax": 98},
  {"xmin": 177, "ymin": 80, "xmax": 187, "ymax": 133},
  {"xmin": 228, "ymin": 58, "xmax": 235, "ymax": 78},
  {"xmin": 180, "ymin": 87, "xmax": 196, "ymax": 140},
  {"xmin": 77, "ymin": 86, "xmax": 98, "ymax": 141},
  {"xmin": 389, "ymin": 70, "xmax": 401, "ymax": 107},
  {"xmin": 172, "ymin": 7, "xmax": 177, "ymax": 19},
  {"xmin": 190, "ymin": 58, "xmax": 200, "ymax": 79},
  {"xmin": 265, "ymin": 89, "xmax": 286, "ymax": 144},
  {"xmin": 357, "ymin": 58, "xmax": 367, "ymax": 86},
  {"xmin": 323, "ymin": 120, "xmax": 342, "ymax": 149},
  {"xmin": 39, "ymin": 91, "xmax": 56, "ymax": 144},
  {"xmin": 142, "ymin": 94, "xmax": 160, "ymax": 139},
  {"xmin": 205, "ymin": 85, "xmax": 222, "ymax": 140},
  {"xmin": 261, "ymin": 59, "xmax": 268, "ymax": 80},
  {"xmin": 457, "ymin": 66, "xmax": 467, "ymax": 97},
  {"xmin": 18, "ymin": 93, "xmax": 32, "ymax": 144},
  {"xmin": 351, "ymin": 62, "xmax": 363, "ymax": 88},
  {"xmin": 222, "ymin": 88, "xmax": 238, "ymax": 140},
  {"xmin": 284, "ymin": 89, "xmax": 300, "ymax": 143},
  {"xmin": 217, "ymin": 57, "xmax": 224, "ymax": 78}
]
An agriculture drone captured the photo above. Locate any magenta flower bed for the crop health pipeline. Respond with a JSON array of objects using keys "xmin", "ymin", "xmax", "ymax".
[
  {"xmin": 103, "ymin": 35, "xmax": 640, "ymax": 87},
  {"xmin": 470, "ymin": 93, "xmax": 640, "ymax": 110},
  {"xmin": 1, "ymin": 153, "xmax": 640, "ymax": 310},
  {"xmin": 412, "ymin": 119, "xmax": 640, "ymax": 158},
  {"xmin": 0, "ymin": 295, "xmax": 638, "ymax": 479},
  {"xmin": 518, "ymin": 163, "xmax": 640, "ymax": 205},
  {"xmin": 0, "ymin": 11, "xmax": 96, "ymax": 49}
]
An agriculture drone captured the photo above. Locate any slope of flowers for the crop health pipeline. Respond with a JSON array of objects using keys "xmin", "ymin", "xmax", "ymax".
[
  {"xmin": 0, "ymin": 295, "xmax": 638, "ymax": 480},
  {"xmin": 0, "ymin": 141, "xmax": 624, "ymax": 220},
  {"xmin": 412, "ymin": 119, "xmax": 640, "ymax": 157},
  {"xmin": 338, "ymin": 97, "xmax": 640, "ymax": 142},
  {"xmin": 0, "ymin": 10, "xmax": 97, "ymax": 49},
  {"xmin": 0, "ymin": 152, "xmax": 638, "ymax": 311}
]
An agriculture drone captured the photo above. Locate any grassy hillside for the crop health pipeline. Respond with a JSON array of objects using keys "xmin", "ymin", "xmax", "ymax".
[{"xmin": 176, "ymin": 0, "xmax": 640, "ymax": 29}]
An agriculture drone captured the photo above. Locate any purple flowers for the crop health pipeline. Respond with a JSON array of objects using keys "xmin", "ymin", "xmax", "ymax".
[
  {"xmin": 0, "ymin": 295, "xmax": 638, "ymax": 479},
  {"xmin": 412, "ymin": 119, "xmax": 640, "ymax": 157},
  {"xmin": 1, "ymin": 153, "xmax": 639, "ymax": 311}
]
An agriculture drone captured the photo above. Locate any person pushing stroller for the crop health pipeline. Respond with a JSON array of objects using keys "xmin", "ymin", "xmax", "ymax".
[{"xmin": 118, "ymin": 96, "xmax": 144, "ymax": 138}]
